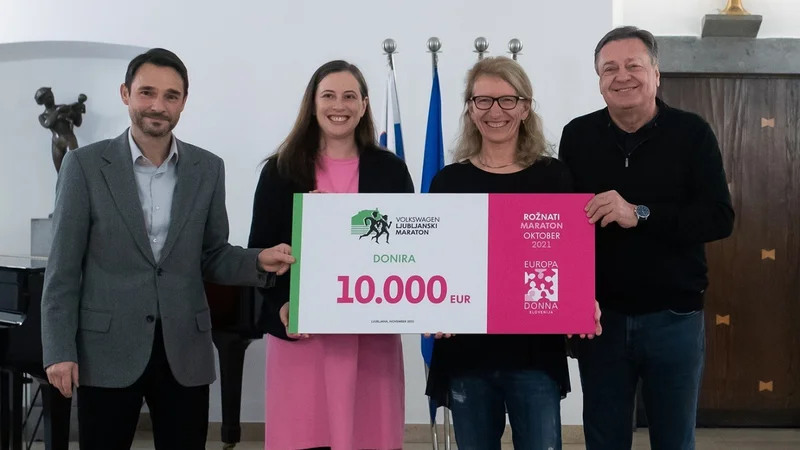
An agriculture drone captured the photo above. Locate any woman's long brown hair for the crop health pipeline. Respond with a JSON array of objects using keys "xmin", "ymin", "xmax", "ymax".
[{"xmin": 268, "ymin": 60, "xmax": 377, "ymax": 190}]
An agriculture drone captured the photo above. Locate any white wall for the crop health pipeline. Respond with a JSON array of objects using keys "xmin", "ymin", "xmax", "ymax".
[
  {"xmin": 0, "ymin": 0, "xmax": 615, "ymax": 426},
  {"xmin": 617, "ymin": 0, "xmax": 800, "ymax": 37}
]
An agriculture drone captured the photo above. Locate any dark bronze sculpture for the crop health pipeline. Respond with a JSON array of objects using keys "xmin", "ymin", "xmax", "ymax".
[{"xmin": 35, "ymin": 87, "xmax": 87, "ymax": 173}]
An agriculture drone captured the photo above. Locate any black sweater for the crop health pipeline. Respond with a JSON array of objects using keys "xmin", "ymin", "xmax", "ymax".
[
  {"xmin": 424, "ymin": 158, "xmax": 574, "ymax": 407},
  {"xmin": 247, "ymin": 146, "xmax": 415, "ymax": 340},
  {"xmin": 558, "ymin": 98, "xmax": 734, "ymax": 314}
]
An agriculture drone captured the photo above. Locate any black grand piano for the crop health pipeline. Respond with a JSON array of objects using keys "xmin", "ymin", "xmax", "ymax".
[
  {"xmin": 0, "ymin": 255, "xmax": 265, "ymax": 449},
  {"xmin": 0, "ymin": 255, "xmax": 71, "ymax": 450}
]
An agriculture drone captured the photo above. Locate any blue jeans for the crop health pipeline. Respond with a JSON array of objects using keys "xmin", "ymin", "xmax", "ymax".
[
  {"xmin": 448, "ymin": 369, "xmax": 562, "ymax": 450},
  {"xmin": 578, "ymin": 308, "xmax": 705, "ymax": 450}
]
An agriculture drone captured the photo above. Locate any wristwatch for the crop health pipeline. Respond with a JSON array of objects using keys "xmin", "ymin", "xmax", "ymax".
[{"xmin": 635, "ymin": 205, "xmax": 650, "ymax": 221}]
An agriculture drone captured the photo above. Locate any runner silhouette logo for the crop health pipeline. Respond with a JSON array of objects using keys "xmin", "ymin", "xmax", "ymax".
[{"xmin": 351, "ymin": 209, "xmax": 392, "ymax": 244}]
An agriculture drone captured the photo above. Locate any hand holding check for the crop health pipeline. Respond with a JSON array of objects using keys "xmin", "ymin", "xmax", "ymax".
[
  {"xmin": 280, "ymin": 303, "xmax": 310, "ymax": 339},
  {"xmin": 424, "ymin": 332, "xmax": 455, "ymax": 339},
  {"xmin": 568, "ymin": 300, "xmax": 603, "ymax": 339},
  {"xmin": 258, "ymin": 244, "xmax": 295, "ymax": 275},
  {"xmin": 586, "ymin": 190, "xmax": 637, "ymax": 228}
]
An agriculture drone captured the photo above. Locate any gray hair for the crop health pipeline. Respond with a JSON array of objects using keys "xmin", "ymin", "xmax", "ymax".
[{"xmin": 594, "ymin": 26, "xmax": 658, "ymax": 73}]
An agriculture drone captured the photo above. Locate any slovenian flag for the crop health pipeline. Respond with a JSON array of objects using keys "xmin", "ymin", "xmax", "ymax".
[
  {"xmin": 421, "ymin": 64, "xmax": 445, "ymax": 424},
  {"xmin": 379, "ymin": 65, "xmax": 405, "ymax": 160}
]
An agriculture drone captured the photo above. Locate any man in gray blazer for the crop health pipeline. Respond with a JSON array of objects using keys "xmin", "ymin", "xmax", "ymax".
[{"xmin": 40, "ymin": 48, "xmax": 295, "ymax": 450}]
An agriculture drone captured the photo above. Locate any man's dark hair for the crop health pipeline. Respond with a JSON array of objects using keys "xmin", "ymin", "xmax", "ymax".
[
  {"xmin": 594, "ymin": 26, "xmax": 658, "ymax": 72},
  {"xmin": 125, "ymin": 48, "xmax": 189, "ymax": 97}
]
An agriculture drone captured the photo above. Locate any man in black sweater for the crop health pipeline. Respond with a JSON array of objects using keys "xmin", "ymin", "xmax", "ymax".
[{"xmin": 558, "ymin": 26, "xmax": 734, "ymax": 450}]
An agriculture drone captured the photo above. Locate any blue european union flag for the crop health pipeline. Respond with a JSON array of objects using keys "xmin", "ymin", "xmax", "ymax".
[{"xmin": 421, "ymin": 65, "xmax": 445, "ymax": 424}]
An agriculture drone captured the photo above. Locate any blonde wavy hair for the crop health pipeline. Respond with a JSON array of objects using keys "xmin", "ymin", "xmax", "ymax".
[{"xmin": 452, "ymin": 57, "xmax": 549, "ymax": 168}]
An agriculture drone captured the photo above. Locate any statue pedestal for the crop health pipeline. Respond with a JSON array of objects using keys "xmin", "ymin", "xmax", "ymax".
[
  {"xmin": 702, "ymin": 14, "xmax": 762, "ymax": 38},
  {"xmin": 27, "ymin": 217, "xmax": 80, "ymax": 442},
  {"xmin": 31, "ymin": 218, "xmax": 54, "ymax": 258}
]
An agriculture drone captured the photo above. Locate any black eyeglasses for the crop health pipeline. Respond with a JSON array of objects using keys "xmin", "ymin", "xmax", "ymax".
[{"xmin": 470, "ymin": 95, "xmax": 527, "ymax": 110}]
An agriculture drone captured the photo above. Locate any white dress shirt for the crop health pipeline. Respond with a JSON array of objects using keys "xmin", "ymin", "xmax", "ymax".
[{"xmin": 129, "ymin": 129, "xmax": 179, "ymax": 264}]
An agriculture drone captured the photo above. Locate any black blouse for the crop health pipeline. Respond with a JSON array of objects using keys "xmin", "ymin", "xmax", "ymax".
[{"xmin": 424, "ymin": 157, "xmax": 575, "ymax": 407}]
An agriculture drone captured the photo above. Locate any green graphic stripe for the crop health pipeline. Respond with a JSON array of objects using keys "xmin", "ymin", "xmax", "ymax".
[{"xmin": 288, "ymin": 193, "xmax": 303, "ymax": 334}]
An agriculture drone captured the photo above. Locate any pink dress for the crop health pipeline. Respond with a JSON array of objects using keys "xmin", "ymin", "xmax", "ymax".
[{"xmin": 265, "ymin": 153, "xmax": 406, "ymax": 450}]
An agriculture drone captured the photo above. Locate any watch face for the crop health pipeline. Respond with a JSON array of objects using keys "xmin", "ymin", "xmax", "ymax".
[{"xmin": 636, "ymin": 205, "xmax": 650, "ymax": 218}]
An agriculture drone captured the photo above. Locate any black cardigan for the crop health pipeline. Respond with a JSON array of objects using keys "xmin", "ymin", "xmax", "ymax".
[{"xmin": 247, "ymin": 146, "xmax": 415, "ymax": 340}]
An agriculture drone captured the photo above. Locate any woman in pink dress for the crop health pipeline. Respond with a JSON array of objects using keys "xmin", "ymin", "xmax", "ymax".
[{"xmin": 248, "ymin": 60, "xmax": 414, "ymax": 450}]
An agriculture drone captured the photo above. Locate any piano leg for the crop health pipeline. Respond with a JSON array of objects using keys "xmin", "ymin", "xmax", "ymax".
[
  {"xmin": 212, "ymin": 332, "xmax": 254, "ymax": 450},
  {"xmin": 39, "ymin": 382, "xmax": 71, "ymax": 450},
  {"xmin": 1, "ymin": 371, "xmax": 9, "ymax": 450},
  {"xmin": 10, "ymin": 372, "xmax": 22, "ymax": 450}
]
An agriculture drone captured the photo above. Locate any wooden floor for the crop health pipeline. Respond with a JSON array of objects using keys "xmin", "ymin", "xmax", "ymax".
[{"xmin": 26, "ymin": 429, "xmax": 800, "ymax": 449}]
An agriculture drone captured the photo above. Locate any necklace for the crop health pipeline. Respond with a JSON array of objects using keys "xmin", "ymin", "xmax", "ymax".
[{"xmin": 478, "ymin": 156, "xmax": 515, "ymax": 169}]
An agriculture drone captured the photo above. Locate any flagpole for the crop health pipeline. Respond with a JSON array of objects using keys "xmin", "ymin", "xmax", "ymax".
[
  {"xmin": 474, "ymin": 36, "xmax": 489, "ymax": 60},
  {"xmin": 382, "ymin": 38, "xmax": 397, "ymax": 70},
  {"xmin": 423, "ymin": 37, "xmax": 445, "ymax": 450},
  {"xmin": 427, "ymin": 36, "xmax": 441, "ymax": 71},
  {"xmin": 380, "ymin": 38, "xmax": 405, "ymax": 158},
  {"xmin": 508, "ymin": 38, "xmax": 523, "ymax": 60},
  {"xmin": 425, "ymin": 35, "xmax": 452, "ymax": 450}
]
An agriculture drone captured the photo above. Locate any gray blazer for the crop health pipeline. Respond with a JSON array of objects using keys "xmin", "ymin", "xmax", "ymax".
[{"xmin": 41, "ymin": 130, "xmax": 273, "ymax": 388}]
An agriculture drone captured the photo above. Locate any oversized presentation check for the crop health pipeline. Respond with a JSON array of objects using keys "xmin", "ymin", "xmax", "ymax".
[{"xmin": 288, "ymin": 193, "xmax": 596, "ymax": 335}]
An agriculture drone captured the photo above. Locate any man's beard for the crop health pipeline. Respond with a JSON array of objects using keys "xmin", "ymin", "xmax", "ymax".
[{"xmin": 134, "ymin": 110, "xmax": 176, "ymax": 138}]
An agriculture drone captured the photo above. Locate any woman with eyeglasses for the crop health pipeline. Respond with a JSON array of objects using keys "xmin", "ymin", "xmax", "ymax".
[{"xmin": 424, "ymin": 57, "xmax": 601, "ymax": 450}]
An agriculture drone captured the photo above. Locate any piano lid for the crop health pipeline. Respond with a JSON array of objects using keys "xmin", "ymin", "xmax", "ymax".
[
  {"xmin": 0, "ymin": 254, "xmax": 47, "ymax": 271},
  {"xmin": 0, "ymin": 310, "xmax": 25, "ymax": 328}
]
